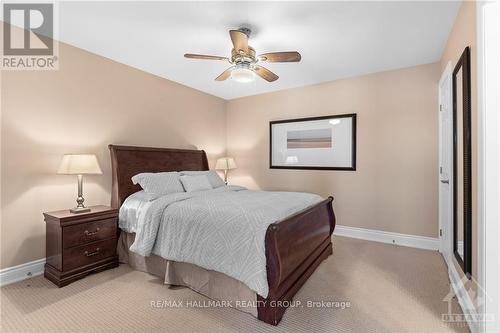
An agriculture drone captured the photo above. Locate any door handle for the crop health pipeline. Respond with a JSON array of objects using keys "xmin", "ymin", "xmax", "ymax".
[{"xmin": 440, "ymin": 179, "xmax": 449, "ymax": 184}]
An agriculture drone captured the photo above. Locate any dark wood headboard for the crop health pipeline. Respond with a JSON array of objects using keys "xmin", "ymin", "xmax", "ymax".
[{"xmin": 109, "ymin": 145, "xmax": 209, "ymax": 208}]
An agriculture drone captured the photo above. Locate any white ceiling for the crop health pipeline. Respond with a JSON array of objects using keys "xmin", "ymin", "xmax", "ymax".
[{"xmin": 57, "ymin": 1, "xmax": 461, "ymax": 100}]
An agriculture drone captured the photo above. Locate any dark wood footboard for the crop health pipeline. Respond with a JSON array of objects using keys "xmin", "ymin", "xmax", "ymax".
[{"xmin": 258, "ymin": 197, "xmax": 335, "ymax": 325}]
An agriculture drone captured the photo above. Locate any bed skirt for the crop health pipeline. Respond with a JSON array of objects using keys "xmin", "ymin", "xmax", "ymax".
[{"xmin": 117, "ymin": 232, "xmax": 258, "ymax": 317}]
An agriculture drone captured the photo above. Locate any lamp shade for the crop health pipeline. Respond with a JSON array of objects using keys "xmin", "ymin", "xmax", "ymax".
[
  {"xmin": 215, "ymin": 157, "xmax": 237, "ymax": 170},
  {"xmin": 57, "ymin": 154, "xmax": 103, "ymax": 175}
]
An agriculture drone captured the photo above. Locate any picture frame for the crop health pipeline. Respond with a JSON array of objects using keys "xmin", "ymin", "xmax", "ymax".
[{"xmin": 269, "ymin": 113, "xmax": 357, "ymax": 170}]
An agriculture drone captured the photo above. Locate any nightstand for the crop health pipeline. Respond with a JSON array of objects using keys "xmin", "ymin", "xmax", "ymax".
[{"xmin": 43, "ymin": 205, "xmax": 119, "ymax": 287}]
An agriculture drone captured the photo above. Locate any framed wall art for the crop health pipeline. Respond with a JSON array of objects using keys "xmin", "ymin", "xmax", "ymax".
[{"xmin": 270, "ymin": 113, "xmax": 356, "ymax": 170}]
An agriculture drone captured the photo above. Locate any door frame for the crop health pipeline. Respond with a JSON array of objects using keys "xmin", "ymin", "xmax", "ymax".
[
  {"xmin": 477, "ymin": 1, "xmax": 500, "ymax": 332},
  {"xmin": 438, "ymin": 61, "xmax": 453, "ymax": 262}
]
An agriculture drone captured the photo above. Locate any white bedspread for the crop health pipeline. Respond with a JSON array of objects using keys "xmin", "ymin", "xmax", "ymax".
[{"xmin": 129, "ymin": 185, "xmax": 322, "ymax": 298}]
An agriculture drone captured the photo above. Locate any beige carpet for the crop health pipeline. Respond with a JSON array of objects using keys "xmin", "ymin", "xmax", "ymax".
[{"xmin": 0, "ymin": 236, "xmax": 468, "ymax": 333}]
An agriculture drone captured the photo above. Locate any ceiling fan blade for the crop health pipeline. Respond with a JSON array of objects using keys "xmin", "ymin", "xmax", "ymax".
[
  {"xmin": 184, "ymin": 54, "xmax": 228, "ymax": 61},
  {"xmin": 229, "ymin": 30, "xmax": 249, "ymax": 54},
  {"xmin": 215, "ymin": 66, "xmax": 235, "ymax": 81},
  {"xmin": 252, "ymin": 65, "xmax": 279, "ymax": 82},
  {"xmin": 259, "ymin": 51, "xmax": 301, "ymax": 62}
]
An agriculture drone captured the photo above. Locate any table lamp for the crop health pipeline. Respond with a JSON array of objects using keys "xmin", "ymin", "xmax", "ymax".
[
  {"xmin": 57, "ymin": 154, "xmax": 103, "ymax": 213},
  {"xmin": 215, "ymin": 157, "xmax": 237, "ymax": 184}
]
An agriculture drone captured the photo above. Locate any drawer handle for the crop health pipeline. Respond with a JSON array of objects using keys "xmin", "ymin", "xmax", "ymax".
[
  {"xmin": 84, "ymin": 248, "xmax": 100, "ymax": 257},
  {"xmin": 84, "ymin": 227, "xmax": 100, "ymax": 236}
]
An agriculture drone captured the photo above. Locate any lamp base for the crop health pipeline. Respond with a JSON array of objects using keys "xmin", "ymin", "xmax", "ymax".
[{"xmin": 70, "ymin": 207, "xmax": 91, "ymax": 214}]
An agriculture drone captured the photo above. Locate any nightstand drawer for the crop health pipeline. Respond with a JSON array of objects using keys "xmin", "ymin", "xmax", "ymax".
[
  {"xmin": 63, "ymin": 218, "xmax": 117, "ymax": 248},
  {"xmin": 63, "ymin": 239, "xmax": 117, "ymax": 271}
]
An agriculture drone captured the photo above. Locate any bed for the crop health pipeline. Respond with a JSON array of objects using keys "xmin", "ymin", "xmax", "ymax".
[{"xmin": 109, "ymin": 144, "xmax": 335, "ymax": 325}]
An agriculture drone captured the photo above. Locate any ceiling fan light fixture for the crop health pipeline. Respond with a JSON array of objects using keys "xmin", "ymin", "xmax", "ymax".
[
  {"xmin": 231, "ymin": 66, "xmax": 255, "ymax": 83},
  {"xmin": 185, "ymin": 29, "xmax": 301, "ymax": 82}
]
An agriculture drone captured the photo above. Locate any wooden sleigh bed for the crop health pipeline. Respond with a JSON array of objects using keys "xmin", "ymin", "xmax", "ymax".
[{"xmin": 109, "ymin": 144, "xmax": 336, "ymax": 325}]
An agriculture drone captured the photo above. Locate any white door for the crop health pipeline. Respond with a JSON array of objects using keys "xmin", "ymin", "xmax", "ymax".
[{"xmin": 438, "ymin": 62, "xmax": 453, "ymax": 263}]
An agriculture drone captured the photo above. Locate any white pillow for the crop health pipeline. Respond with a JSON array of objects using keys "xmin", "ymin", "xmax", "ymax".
[
  {"xmin": 180, "ymin": 170, "xmax": 225, "ymax": 188},
  {"xmin": 180, "ymin": 175, "xmax": 213, "ymax": 192},
  {"xmin": 131, "ymin": 172, "xmax": 184, "ymax": 200}
]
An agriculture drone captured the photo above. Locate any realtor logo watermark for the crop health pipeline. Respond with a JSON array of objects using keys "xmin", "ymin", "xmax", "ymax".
[
  {"xmin": 442, "ymin": 274, "xmax": 495, "ymax": 327},
  {"xmin": 1, "ymin": 2, "xmax": 58, "ymax": 70}
]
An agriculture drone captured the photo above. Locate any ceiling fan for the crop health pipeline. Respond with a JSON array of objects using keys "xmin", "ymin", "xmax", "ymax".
[{"xmin": 184, "ymin": 28, "xmax": 301, "ymax": 83}]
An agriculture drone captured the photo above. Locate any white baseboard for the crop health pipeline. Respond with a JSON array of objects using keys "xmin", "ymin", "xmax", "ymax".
[
  {"xmin": 447, "ymin": 260, "xmax": 480, "ymax": 333},
  {"xmin": 334, "ymin": 225, "xmax": 440, "ymax": 251},
  {"xmin": 0, "ymin": 258, "xmax": 46, "ymax": 287}
]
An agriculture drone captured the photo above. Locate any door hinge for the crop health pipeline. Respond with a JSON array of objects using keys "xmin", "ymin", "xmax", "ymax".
[
  {"xmin": 439, "ymin": 104, "xmax": 443, "ymax": 112},
  {"xmin": 439, "ymin": 229, "xmax": 443, "ymax": 237},
  {"xmin": 440, "ymin": 166, "xmax": 443, "ymax": 174}
]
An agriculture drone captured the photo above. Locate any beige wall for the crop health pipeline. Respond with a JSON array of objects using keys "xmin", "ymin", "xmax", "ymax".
[
  {"xmin": 1, "ymin": 3, "xmax": 473, "ymax": 270},
  {"xmin": 226, "ymin": 63, "xmax": 441, "ymax": 238},
  {"xmin": 439, "ymin": 1, "xmax": 478, "ymax": 280},
  {"xmin": 0, "ymin": 33, "xmax": 226, "ymax": 268}
]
